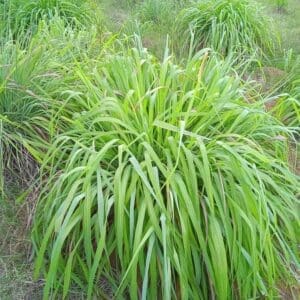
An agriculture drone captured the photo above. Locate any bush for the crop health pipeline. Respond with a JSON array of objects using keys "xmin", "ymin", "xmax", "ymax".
[{"xmin": 32, "ymin": 47, "xmax": 299, "ymax": 299}]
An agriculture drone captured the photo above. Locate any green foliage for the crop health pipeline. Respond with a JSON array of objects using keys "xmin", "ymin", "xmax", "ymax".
[
  {"xmin": 177, "ymin": 0, "xmax": 276, "ymax": 57},
  {"xmin": 32, "ymin": 48, "xmax": 299, "ymax": 299},
  {"xmin": 275, "ymin": 0, "xmax": 288, "ymax": 10},
  {"xmin": 0, "ymin": 0, "xmax": 299, "ymax": 299},
  {"xmin": 138, "ymin": 0, "xmax": 178, "ymax": 27},
  {"xmin": 0, "ymin": 16, "xmax": 106, "ymax": 192},
  {"xmin": 265, "ymin": 51, "xmax": 300, "ymax": 129},
  {"xmin": 0, "ymin": 41, "xmax": 47, "ymax": 187},
  {"xmin": 272, "ymin": 79, "xmax": 300, "ymax": 129},
  {"xmin": 1, "ymin": 0, "xmax": 93, "ymax": 43}
]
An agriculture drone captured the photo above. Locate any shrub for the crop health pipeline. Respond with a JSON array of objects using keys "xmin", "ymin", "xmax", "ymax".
[
  {"xmin": 177, "ymin": 0, "xmax": 276, "ymax": 57},
  {"xmin": 32, "ymin": 48, "xmax": 299, "ymax": 299}
]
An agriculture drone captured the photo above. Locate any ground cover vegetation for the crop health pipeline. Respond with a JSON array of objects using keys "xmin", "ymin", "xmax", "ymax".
[{"xmin": 0, "ymin": 0, "xmax": 299, "ymax": 299}]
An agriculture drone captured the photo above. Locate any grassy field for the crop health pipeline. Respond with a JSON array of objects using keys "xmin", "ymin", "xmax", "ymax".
[
  {"xmin": 259, "ymin": 0, "xmax": 300, "ymax": 54},
  {"xmin": 100, "ymin": 0, "xmax": 300, "ymax": 56},
  {"xmin": 0, "ymin": 0, "xmax": 299, "ymax": 299}
]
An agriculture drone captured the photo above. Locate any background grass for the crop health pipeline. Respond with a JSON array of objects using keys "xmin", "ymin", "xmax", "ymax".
[
  {"xmin": 259, "ymin": 0, "xmax": 300, "ymax": 54},
  {"xmin": 176, "ymin": 0, "xmax": 276, "ymax": 58}
]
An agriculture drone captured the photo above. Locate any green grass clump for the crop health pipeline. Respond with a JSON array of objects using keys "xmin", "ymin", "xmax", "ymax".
[
  {"xmin": 0, "ymin": 41, "xmax": 47, "ymax": 188},
  {"xmin": 263, "ymin": 51, "xmax": 300, "ymax": 129},
  {"xmin": 1, "ymin": 0, "xmax": 93, "ymax": 43},
  {"xmin": 0, "ymin": 17, "xmax": 106, "ymax": 193},
  {"xmin": 0, "ymin": 0, "xmax": 299, "ymax": 298},
  {"xmin": 273, "ymin": 79, "xmax": 300, "ymax": 130},
  {"xmin": 177, "ymin": 0, "xmax": 276, "ymax": 57},
  {"xmin": 32, "ymin": 47, "xmax": 299, "ymax": 299}
]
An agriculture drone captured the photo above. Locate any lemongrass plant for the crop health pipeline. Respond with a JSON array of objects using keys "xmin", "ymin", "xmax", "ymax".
[
  {"xmin": 0, "ymin": 40, "xmax": 48, "ymax": 187},
  {"xmin": 177, "ymin": 0, "xmax": 277, "ymax": 57},
  {"xmin": 273, "ymin": 78, "xmax": 300, "ymax": 129},
  {"xmin": 32, "ymin": 45, "xmax": 299, "ymax": 299},
  {"xmin": 2, "ymin": 0, "xmax": 94, "ymax": 45},
  {"xmin": 0, "ymin": 17, "xmax": 109, "ymax": 192}
]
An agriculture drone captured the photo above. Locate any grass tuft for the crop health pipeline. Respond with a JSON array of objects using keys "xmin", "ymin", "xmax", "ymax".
[
  {"xmin": 32, "ymin": 47, "xmax": 299, "ymax": 299},
  {"xmin": 177, "ymin": 0, "xmax": 277, "ymax": 57},
  {"xmin": 0, "ymin": 0, "xmax": 94, "ymax": 44}
]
